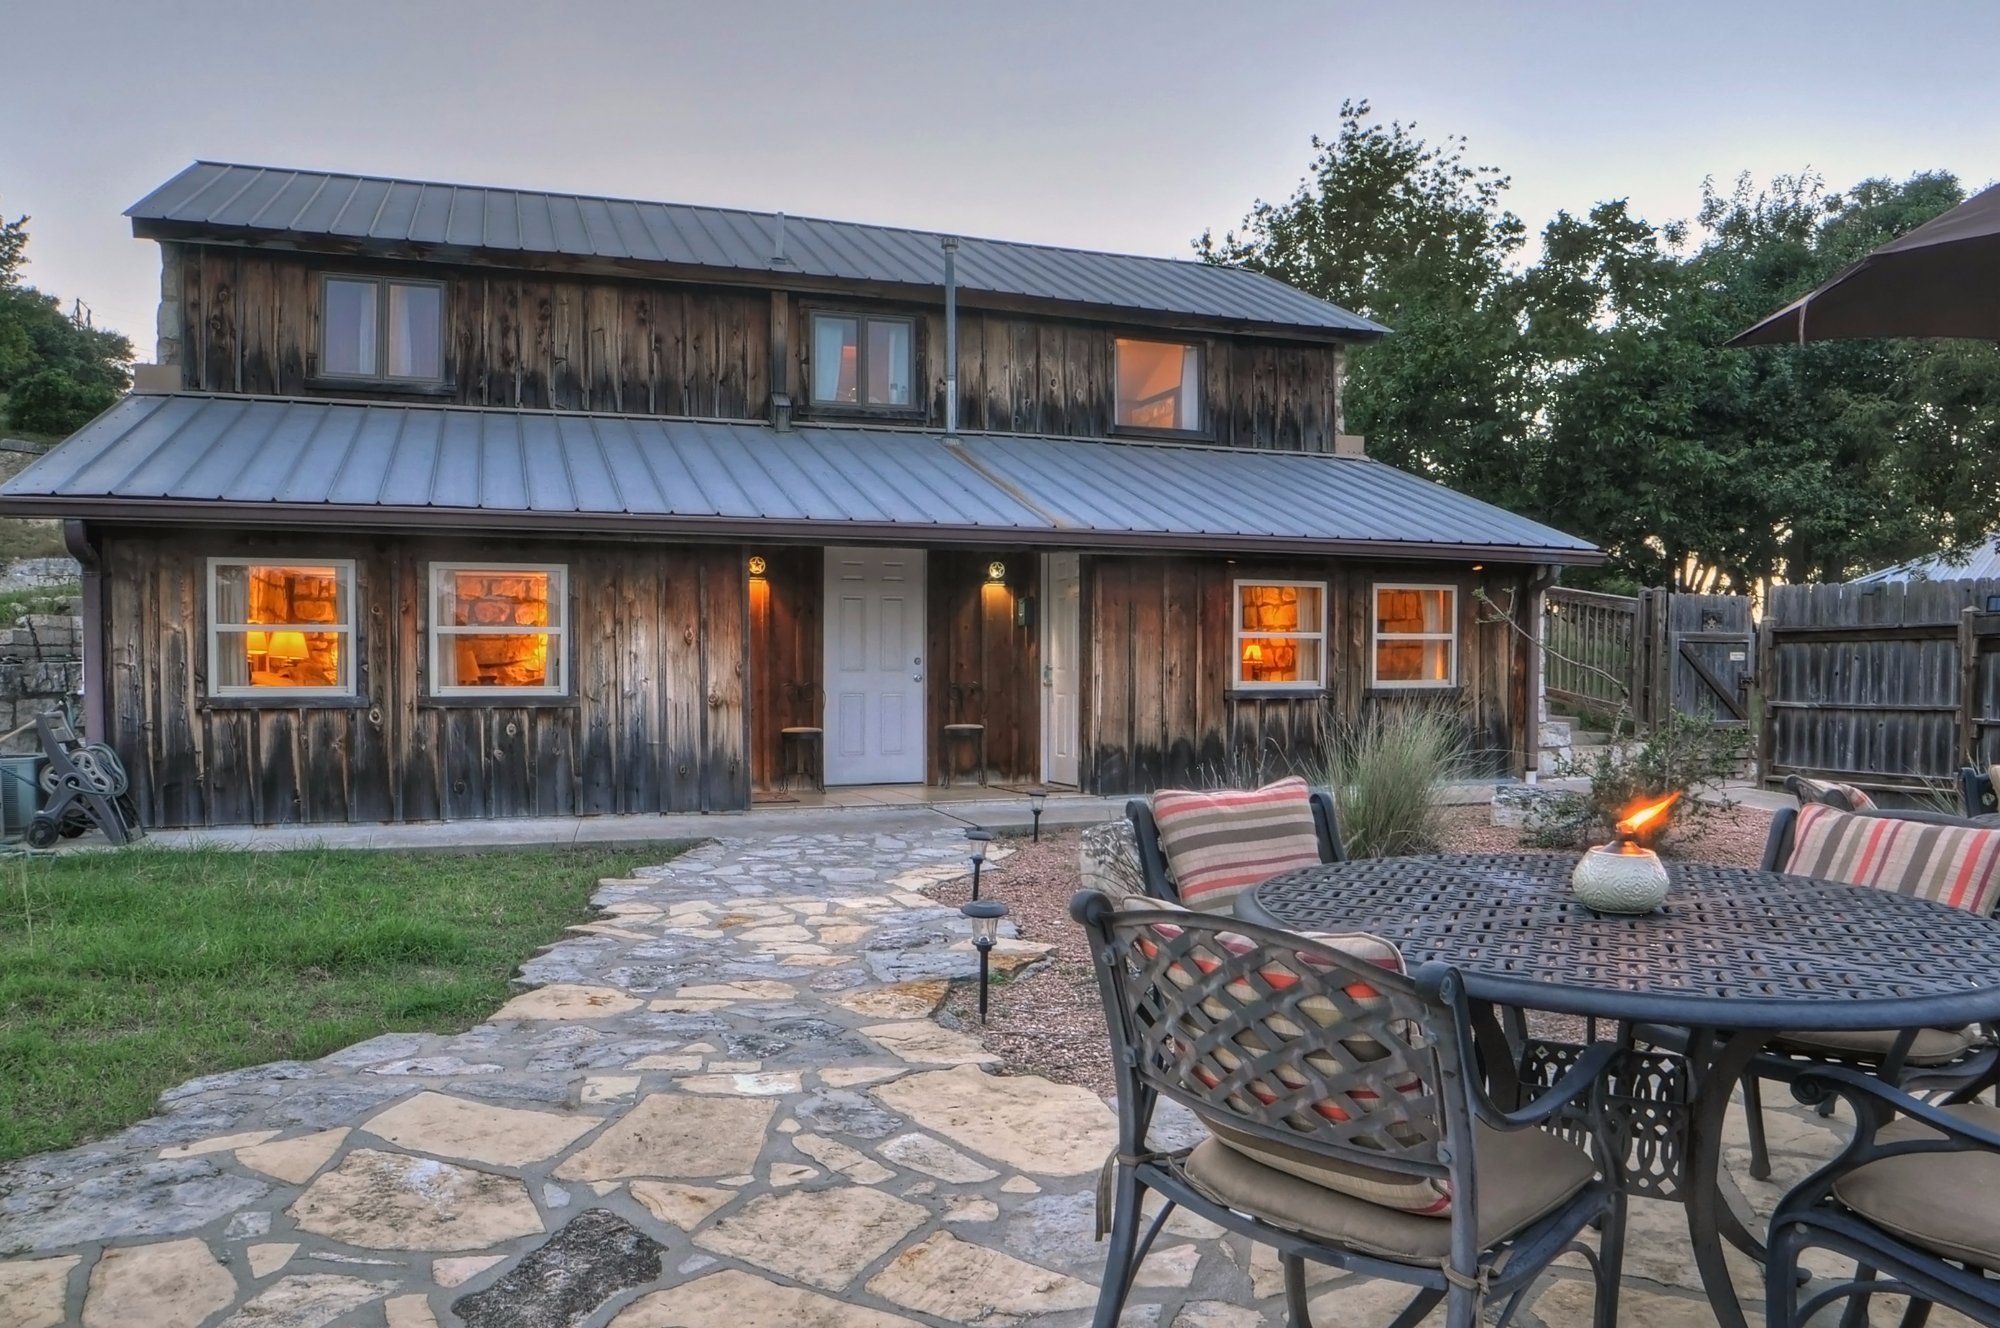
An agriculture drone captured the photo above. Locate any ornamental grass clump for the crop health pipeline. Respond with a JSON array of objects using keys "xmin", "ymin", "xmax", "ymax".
[{"xmin": 1322, "ymin": 706, "xmax": 1475, "ymax": 859}]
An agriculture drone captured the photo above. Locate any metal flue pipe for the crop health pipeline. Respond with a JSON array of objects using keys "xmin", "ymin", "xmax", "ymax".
[{"xmin": 942, "ymin": 235, "xmax": 959, "ymax": 437}]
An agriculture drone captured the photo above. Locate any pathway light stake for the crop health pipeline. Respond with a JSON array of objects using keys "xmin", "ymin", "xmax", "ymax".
[
  {"xmin": 966, "ymin": 828, "xmax": 993, "ymax": 900},
  {"xmin": 1027, "ymin": 787, "xmax": 1047, "ymax": 842},
  {"xmin": 960, "ymin": 898, "xmax": 1010, "ymax": 1022}
]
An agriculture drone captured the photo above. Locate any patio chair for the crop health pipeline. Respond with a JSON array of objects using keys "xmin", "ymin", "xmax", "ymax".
[
  {"xmin": 1767, "ymin": 1065, "xmax": 2000, "ymax": 1328},
  {"xmin": 1071, "ymin": 889, "xmax": 1624, "ymax": 1328},
  {"xmin": 1960, "ymin": 764, "xmax": 2000, "ymax": 818},
  {"xmin": 1125, "ymin": 778, "xmax": 1344, "ymax": 908},
  {"xmin": 1735, "ymin": 802, "xmax": 2000, "ymax": 1180}
]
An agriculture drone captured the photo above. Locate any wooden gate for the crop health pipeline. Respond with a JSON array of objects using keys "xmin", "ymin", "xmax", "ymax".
[{"xmin": 1643, "ymin": 590, "xmax": 1754, "ymax": 728}]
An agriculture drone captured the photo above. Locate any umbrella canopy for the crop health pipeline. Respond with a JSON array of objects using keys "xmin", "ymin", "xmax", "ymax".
[{"xmin": 1728, "ymin": 180, "xmax": 2000, "ymax": 346}]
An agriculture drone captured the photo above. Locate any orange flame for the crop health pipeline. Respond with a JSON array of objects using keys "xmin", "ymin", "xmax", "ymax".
[{"xmin": 1615, "ymin": 791, "xmax": 1680, "ymax": 839}]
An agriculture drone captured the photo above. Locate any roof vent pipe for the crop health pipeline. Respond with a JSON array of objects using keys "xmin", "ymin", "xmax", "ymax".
[
  {"xmin": 772, "ymin": 212, "xmax": 788, "ymax": 265},
  {"xmin": 942, "ymin": 235, "xmax": 959, "ymax": 438}
]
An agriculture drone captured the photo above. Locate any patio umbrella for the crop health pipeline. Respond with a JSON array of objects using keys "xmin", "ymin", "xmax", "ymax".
[{"xmin": 1728, "ymin": 180, "xmax": 2000, "ymax": 346}]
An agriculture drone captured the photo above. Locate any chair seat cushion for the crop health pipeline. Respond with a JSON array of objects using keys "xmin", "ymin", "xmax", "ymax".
[
  {"xmin": 1832, "ymin": 1103, "xmax": 2000, "ymax": 1272},
  {"xmin": 1150, "ymin": 777, "xmax": 1323, "ymax": 914},
  {"xmin": 1183, "ymin": 1125, "xmax": 1596, "ymax": 1264},
  {"xmin": 1771, "ymin": 1026, "xmax": 1982, "ymax": 1066},
  {"xmin": 1784, "ymin": 802, "xmax": 2000, "ymax": 915}
]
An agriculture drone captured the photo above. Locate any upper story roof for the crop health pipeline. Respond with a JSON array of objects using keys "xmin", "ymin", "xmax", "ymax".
[{"xmin": 128, "ymin": 162, "xmax": 1387, "ymax": 341}]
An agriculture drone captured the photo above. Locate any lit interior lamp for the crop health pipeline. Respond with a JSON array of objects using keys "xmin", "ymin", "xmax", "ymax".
[
  {"xmin": 1242, "ymin": 639, "xmax": 1264, "ymax": 680},
  {"xmin": 965, "ymin": 827, "xmax": 993, "ymax": 901},
  {"xmin": 245, "ymin": 629, "xmax": 270, "ymax": 659},
  {"xmin": 1027, "ymin": 787, "xmax": 1047, "ymax": 842},
  {"xmin": 959, "ymin": 898, "xmax": 1011, "ymax": 1022},
  {"xmin": 267, "ymin": 630, "xmax": 308, "ymax": 673}
]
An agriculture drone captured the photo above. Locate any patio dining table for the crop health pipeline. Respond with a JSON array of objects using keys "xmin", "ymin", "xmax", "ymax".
[{"xmin": 1238, "ymin": 852, "xmax": 2000, "ymax": 1328}]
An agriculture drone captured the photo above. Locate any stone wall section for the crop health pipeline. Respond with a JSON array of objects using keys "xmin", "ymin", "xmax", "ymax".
[{"xmin": 0, "ymin": 612, "xmax": 83, "ymax": 753}]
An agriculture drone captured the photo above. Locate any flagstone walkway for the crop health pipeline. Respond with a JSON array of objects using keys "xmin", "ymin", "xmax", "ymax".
[{"xmin": 0, "ymin": 826, "xmax": 1943, "ymax": 1327}]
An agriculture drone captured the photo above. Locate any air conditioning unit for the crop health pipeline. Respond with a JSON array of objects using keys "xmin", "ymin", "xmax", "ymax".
[{"xmin": 0, "ymin": 755, "xmax": 46, "ymax": 839}]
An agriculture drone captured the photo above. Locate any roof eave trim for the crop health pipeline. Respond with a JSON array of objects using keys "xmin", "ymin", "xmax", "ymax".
[{"xmin": 13, "ymin": 497, "xmax": 1600, "ymax": 565}]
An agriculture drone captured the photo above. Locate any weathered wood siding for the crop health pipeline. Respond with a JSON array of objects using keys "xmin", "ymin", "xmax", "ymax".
[
  {"xmin": 102, "ymin": 529, "xmax": 748, "ymax": 827},
  {"xmin": 1082, "ymin": 557, "xmax": 1534, "ymax": 793},
  {"xmin": 748, "ymin": 547, "xmax": 823, "ymax": 790},
  {"xmin": 926, "ymin": 551, "xmax": 1041, "ymax": 783},
  {"xmin": 169, "ymin": 243, "xmax": 1347, "ymax": 451}
]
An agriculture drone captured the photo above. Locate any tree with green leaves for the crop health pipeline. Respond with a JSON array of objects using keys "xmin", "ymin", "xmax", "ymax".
[{"xmin": 0, "ymin": 208, "xmax": 132, "ymax": 438}]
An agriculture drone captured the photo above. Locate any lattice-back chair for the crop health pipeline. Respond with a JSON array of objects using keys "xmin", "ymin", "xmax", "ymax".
[
  {"xmin": 1768, "ymin": 1066, "xmax": 2000, "ymax": 1327},
  {"xmin": 1071, "ymin": 889, "xmax": 1625, "ymax": 1328},
  {"xmin": 1960, "ymin": 765, "xmax": 1999, "ymax": 818},
  {"xmin": 1731, "ymin": 802, "xmax": 2000, "ymax": 1181}
]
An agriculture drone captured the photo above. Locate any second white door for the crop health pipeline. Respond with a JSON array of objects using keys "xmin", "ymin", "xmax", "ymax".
[
  {"xmin": 1042, "ymin": 552, "xmax": 1081, "ymax": 785},
  {"xmin": 824, "ymin": 547, "xmax": 926, "ymax": 785}
]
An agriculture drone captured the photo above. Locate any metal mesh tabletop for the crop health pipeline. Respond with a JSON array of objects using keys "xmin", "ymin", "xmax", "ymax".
[{"xmin": 1244, "ymin": 853, "xmax": 2000, "ymax": 1030}]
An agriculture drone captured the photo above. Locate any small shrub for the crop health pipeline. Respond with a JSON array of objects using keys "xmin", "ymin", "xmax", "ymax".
[
  {"xmin": 1527, "ymin": 712, "xmax": 1750, "ymax": 849},
  {"xmin": 1321, "ymin": 706, "xmax": 1474, "ymax": 858}
]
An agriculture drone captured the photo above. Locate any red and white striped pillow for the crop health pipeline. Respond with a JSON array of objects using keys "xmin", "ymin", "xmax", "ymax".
[
  {"xmin": 1151, "ymin": 777, "xmax": 1323, "ymax": 914},
  {"xmin": 1785, "ymin": 802, "xmax": 2000, "ymax": 915}
]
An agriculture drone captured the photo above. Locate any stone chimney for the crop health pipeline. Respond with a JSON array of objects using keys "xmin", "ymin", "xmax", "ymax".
[{"xmin": 1334, "ymin": 434, "xmax": 1366, "ymax": 457}]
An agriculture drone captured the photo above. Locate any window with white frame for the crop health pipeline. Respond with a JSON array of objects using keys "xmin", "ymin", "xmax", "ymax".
[
  {"xmin": 207, "ymin": 560, "xmax": 356, "ymax": 697},
  {"xmin": 1234, "ymin": 580, "xmax": 1325, "ymax": 689},
  {"xmin": 429, "ymin": 564, "xmax": 567, "ymax": 696},
  {"xmin": 322, "ymin": 274, "xmax": 445, "ymax": 382},
  {"xmin": 1373, "ymin": 584, "xmax": 1457, "ymax": 687},
  {"xmin": 1114, "ymin": 338, "xmax": 1203, "ymax": 432}
]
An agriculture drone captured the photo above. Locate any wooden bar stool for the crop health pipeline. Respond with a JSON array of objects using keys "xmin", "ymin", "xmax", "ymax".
[
  {"xmin": 779, "ymin": 726, "xmax": 823, "ymax": 793},
  {"xmin": 941, "ymin": 723, "xmax": 986, "ymax": 787}
]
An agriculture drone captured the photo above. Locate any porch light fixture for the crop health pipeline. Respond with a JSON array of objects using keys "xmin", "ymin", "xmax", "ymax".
[
  {"xmin": 748, "ymin": 555, "xmax": 768, "ymax": 578},
  {"xmin": 1027, "ymin": 786, "xmax": 1047, "ymax": 842},
  {"xmin": 986, "ymin": 560, "xmax": 1007, "ymax": 584},
  {"xmin": 966, "ymin": 827, "xmax": 993, "ymax": 900},
  {"xmin": 960, "ymin": 898, "xmax": 1010, "ymax": 1022}
]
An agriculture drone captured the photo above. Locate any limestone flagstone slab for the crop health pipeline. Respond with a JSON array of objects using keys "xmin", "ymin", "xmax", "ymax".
[
  {"xmin": 818, "ymin": 1065, "xmax": 903, "ymax": 1088},
  {"xmin": 790, "ymin": 1133, "xmax": 895, "ymax": 1185},
  {"xmin": 236, "ymin": 1128, "xmax": 350, "ymax": 1184},
  {"xmin": 861, "ymin": 1020, "xmax": 1000, "ymax": 1066},
  {"xmin": 159, "ymin": 1128, "xmax": 279, "ymax": 1159},
  {"xmin": 829, "ymin": 980, "xmax": 949, "ymax": 1020},
  {"xmin": 628, "ymin": 1180, "xmax": 735, "ymax": 1229},
  {"xmin": 872, "ymin": 1066, "xmax": 1116, "ymax": 1176},
  {"xmin": 81, "ymin": 1237, "xmax": 237, "ymax": 1328},
  {"xmin": 452, "ymin": 1207, "xmax": 663, "ymax": 1328},
  {"xmin": 248, "ymin": 1244, "xmax": 299, "ymax": 1278},
  {"xmin": 692, "ymin": 1185, "xmax": 928, "ymax": 1290},
  {"xmin": 0, "ymin": 1254, "xmax": 78, "ymax": 1328},
  {"xmin": 672, "ymin": 981, "xmax": 795, "ymax": 1001},
  {"xmin": 879, "ymin": 1131, "xmax": 999, "ymax": 1182},
  {"xmin": 289, "ymin": 1148, "xmax": 544, "ymax": 1250},
  {"xmin": 492, "ymin": 984, "xmax": 642, "ymax": 1020},
  {"xmin": 385, "ymin": 1294, "xmax": 439, "ymax": 1328},
  {"xmin": 431, "ymin": 1254, "xmax": 506, "ymax": 1288},
  {"xmin": 361, "ymin": 1091, "xmax": 598, "ymax": 1167},
  {"xmin": 554, "ymin": 1092, "xmax": 775, "ymax": 1181},
  {"xmin": 609, "ymin": 1269, "xmax": 922, "ymax": 1327},
  {"xmin": 680, "ymin": 1071, "xmax": 801, "ymax": 1096},
  {"xmin": 864, "ymin": 1230, "xmax": 1096, "ymax": 1323},
  {"xmin": 215, "ymin": 1273, "xmax": 388, "ymax": 1327}
]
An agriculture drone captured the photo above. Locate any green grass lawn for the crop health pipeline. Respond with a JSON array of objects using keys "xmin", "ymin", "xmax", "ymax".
[{"xmin": 0, "ymin": 842, "xmax": 687, "ymax": 1162}]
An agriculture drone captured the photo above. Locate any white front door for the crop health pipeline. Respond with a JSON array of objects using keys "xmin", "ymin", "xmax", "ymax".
[
  {"xmin": 824, "ymin": 548, "xmax": 926, "ymax": 785},
  {"xmin": 1042, "ymin": 552, "xmax": 1081, "ymax": 786}
]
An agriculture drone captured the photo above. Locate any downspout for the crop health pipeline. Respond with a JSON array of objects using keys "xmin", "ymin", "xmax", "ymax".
[
  {"xmin": 63, "ymin": 520, "xmax": 106, "ymax": 742},
  {"xmin": 941, "ymin": 235, "xmax": 959, "ymax": 439}
]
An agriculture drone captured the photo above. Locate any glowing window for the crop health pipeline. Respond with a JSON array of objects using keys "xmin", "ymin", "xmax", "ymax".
[
  {"xmin": 207, "ymin": 560, "xmax": 356, "ymax": 697},
  {"xmin": 1234, "ymin": 580, "xmax": 1325, "ymax": 689},
  {"xmin": 1373, "ymin": 585, "xmax": 1457, "ymax": 687},
  {"xmin": 429, "ymin": 564, "xmax": 567, "ymax": 696},
  {"xmin": 1115, "ymin": 338, "xmax": 1202, "ymax": 432},
  {"xmin": 810, "ymin": 312, "xmax": 913, "ymax": 409}
]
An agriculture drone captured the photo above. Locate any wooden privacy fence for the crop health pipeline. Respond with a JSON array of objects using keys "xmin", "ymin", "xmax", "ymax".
[
  {"xmin": 1760, "ymin": 578, "xmax": 2000, "ymax": 794},
  {"xmin": 1544, "ymin": 588, "xmax": 1754, "ymax": 729}
]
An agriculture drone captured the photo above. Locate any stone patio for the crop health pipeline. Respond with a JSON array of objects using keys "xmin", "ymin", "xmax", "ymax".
[{"xmin": 0, "ymin": 824, "xmax": 1970, "ymax": 1327}]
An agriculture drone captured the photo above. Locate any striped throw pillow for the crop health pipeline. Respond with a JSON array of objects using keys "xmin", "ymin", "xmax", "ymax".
[
  {"xmin": 1150, "ymin": 777, "xmax": 1323, "ymax": 914},
  {"xmin": 1790, "ymin": 776, "xmax": 1878, "ymax": 813},
  {"xmin": 1785, "ymin": 803, "xmax": 2000, "ymax": 915}
]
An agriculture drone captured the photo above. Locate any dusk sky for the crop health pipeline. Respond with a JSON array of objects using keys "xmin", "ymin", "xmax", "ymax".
[{"xmin": 8, "ymin": 0, "xmax": 1998, "ymax": 357}]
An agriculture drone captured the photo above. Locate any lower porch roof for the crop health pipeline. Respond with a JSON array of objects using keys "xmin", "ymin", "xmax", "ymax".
[{"xmin": 0, "ymin": 392, "xmax": 1600, "ymax": 564}]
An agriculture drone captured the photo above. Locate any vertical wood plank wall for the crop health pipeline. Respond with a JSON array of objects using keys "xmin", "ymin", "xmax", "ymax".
[
  {"xmin": 747, "ymin": 547, "xmax": 823, "ymax": 790},
  {"xmin": 172, "ymin": 244, "xmax": 1349, "ymax": 452},
  {"xmin": 102, "ymin": 530, "xmax": 748, "ymax": 828},
  {"xmin": 925, "ymin": 551, "xmax": 1042, "ymax": 783},
  {"xmin": 1082, "ymin": 556, "xmax": 1534, "ymax": 793}
]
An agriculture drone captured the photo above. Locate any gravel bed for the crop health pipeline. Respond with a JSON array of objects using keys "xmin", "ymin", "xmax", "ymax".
[{"xmin": 928, "ymin": 800, "xmax": 1776, "ymax": 1099}]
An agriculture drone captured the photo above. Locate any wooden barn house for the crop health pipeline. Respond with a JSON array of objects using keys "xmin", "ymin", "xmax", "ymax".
[{"xmin": 0, "ymin": 162, "xmax": 1600, "ymax": 828}]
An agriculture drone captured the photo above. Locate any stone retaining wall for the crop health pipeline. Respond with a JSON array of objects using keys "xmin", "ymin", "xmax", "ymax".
[{"xmin": 0, "ymin": 612, "xmax": 83, "ymax": 753}]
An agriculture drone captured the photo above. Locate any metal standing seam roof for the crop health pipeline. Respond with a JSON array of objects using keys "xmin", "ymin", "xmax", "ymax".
[
  {"xmin": 127, "ymin": 161, "xmax": 1388, "ymax": 338},
  {"xmin": 0, "ymin": 394, "xmax": 1600, "ymax": 563},
  {"xmin": 1850, "ymin": 537, "xmax": 2000, "ymax": 584}
]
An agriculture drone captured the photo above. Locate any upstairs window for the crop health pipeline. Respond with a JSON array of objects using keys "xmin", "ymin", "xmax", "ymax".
[
  {"xmin": 1373, "ymin": 585, "xmax": 1457, "ymax": 688},
  {"xmin": 1235, "ymin": 580, "xmax": 1325, "ymax": 689},
  {"xmin": 429, "ymin": 564, "xmax": 567, "ymax": 697},
  {"xmin": 207, "ymin": 560, "xmax": 355, "ymax": 697},
  {"xmin": 322, "ymin": 275, "xmax": 444, "ymax": 383},
  {"xmin": 810, "ymin": 312, "xmax": 914, "ymax": 410},
  {"xmin": 1115, "ymin": 338, "xmax": 1202, "ymax": 432}
]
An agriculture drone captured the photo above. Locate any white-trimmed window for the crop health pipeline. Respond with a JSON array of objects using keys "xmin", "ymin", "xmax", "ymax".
[
  {"xmin": 207, "ymin": 559, "xmax": 356, "ymax": 697},
  {"xmin": 322, "ymin": 274, "xmax": 445, "ymax": 382},
  {"xmin": 1115, "ymin": 338, "xmax": 1202, "ymax": 432},
  {"xmin": 1373, "ymin": 584, "xmax": 1457, "ymax": 688},
  {"xmin": 429, "ymin": 564, "xmax": 567, "ymax": 696},
  {"xmin": 1233, "ymin": 580, "xmax": 1325, "ymax": 689}
]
